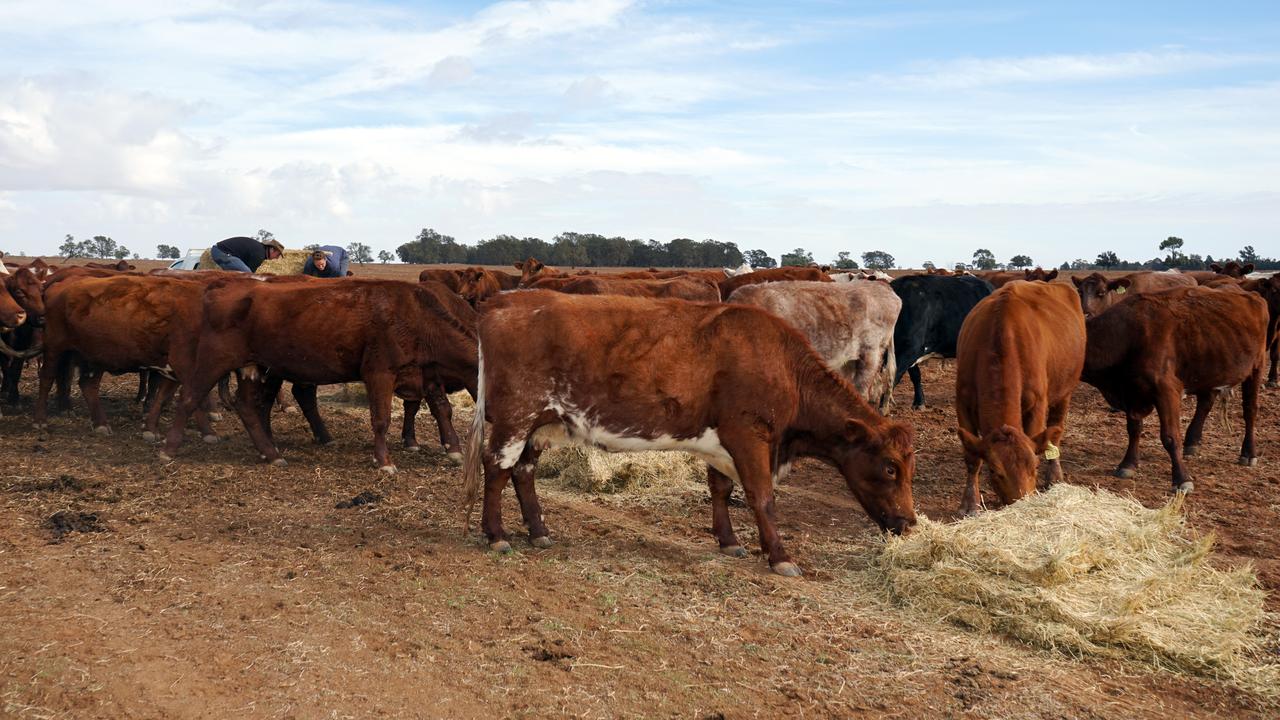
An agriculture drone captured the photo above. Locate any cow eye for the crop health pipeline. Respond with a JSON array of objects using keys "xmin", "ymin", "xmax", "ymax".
[{"xmin": 884, "ymin": 463, "xmax": 897, "ymax": 479}]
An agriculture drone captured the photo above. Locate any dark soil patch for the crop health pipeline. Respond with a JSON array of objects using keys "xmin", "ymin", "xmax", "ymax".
[
  {"xmin": 47, "ymin": 510, "xmax": 105, "ymax": 538},
  {"xmin": 334, "ymin": 490, "xmax": 383, "ymax": 509}
]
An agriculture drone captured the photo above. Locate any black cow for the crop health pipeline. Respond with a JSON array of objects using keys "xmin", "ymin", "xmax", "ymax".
[{"xmin": 891, "ymin": 274, "xmax": 995, "ymax": 408}]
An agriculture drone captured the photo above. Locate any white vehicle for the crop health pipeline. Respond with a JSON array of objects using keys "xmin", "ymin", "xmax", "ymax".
[{"xmin": 168, "ymin": 250, "xmax": 205, "ymax": 271}]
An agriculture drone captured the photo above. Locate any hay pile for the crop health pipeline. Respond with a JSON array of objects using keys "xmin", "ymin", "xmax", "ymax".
[
  {"xmin": 536, "ymin": 446, "xmax": 705, "ymax": 494},
  {"xmin": 874, "ymin": 484, "xmax": 1278, "ymax": 693},
  {"xmin": 197, "ymin": 247, "xmax": 311, "ymax": 275}
]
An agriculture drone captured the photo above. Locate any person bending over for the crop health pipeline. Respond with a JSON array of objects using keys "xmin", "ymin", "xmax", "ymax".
[
  {"xmin": 302, "ymin": 246, "xmax": 349, "ymax": 278},
  {"xmin": 209, "ymin": 236, "xmax": 284, "ymax": 273}
]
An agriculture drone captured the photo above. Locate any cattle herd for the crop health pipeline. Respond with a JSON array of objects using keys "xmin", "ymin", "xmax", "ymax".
[{"xmin": 1, "ymin": 256, "xmax": 1278, "ymax": 577}]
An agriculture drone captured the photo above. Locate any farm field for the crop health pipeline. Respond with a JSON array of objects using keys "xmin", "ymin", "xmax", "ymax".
[{"xmin": 2, "ymin": 348, "xmax": 1277, "ymax": 718}]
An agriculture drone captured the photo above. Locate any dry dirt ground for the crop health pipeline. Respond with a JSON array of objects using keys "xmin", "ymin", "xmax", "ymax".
[{"xmin": 3, "ymin": 362, "xmax": 1278, "ymax": 720}]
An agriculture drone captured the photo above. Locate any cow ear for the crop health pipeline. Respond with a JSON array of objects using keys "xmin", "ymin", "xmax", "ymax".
[
  {"xmin": 513, "ymin": 261, "xmax": 524, "ymax": 270},
  {"xmin": 1071, "ymin": 276, "xmax": 1083, "ymax": 287},
  {"xmin": 1243, "ymin": 263, "xmax": 1255, "ymax": 275},
  {"xmin": 1046, "ymin": 269, "xmax": 1059, "ymax": 280},
  {"xmin": 1108, "ymin": 278, "xmax": 1132, "ymax": 292},
  {"xmin": 957, "ymin": 426, "xmax": 982, "ymax": 454},
  {"xmin": 1031, "ymin": 426, "xmax": 1064, "ymax": 455},
  {"xmin": 844, "ymin": 419, "xmax": 877, "ymax": 445},
  {"xmin": 1210, "ymin": 263, "xmax": 1222, "ymax": 272}
]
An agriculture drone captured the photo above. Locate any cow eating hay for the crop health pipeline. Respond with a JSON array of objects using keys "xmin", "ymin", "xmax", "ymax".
[{"xmin": 872, "ymin": 484, "xmax": 1279, "ymax": 695}]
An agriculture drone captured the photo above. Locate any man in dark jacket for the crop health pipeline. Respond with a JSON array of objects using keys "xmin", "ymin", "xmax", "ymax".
[
  {"xmin": 210, "ymin": 236, "xmax": 284, "ymax": 272},
  {"xmin": 302, "ymin": 246, "xmax": 349, "ymax": 278}
]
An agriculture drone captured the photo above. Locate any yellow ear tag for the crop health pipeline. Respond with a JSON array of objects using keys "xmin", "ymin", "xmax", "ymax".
[
  {"xmin": 1044, "ymin": 443, "xmax": 1060, "ymax": 460},
  {"xmin": 1114, "ymin": 286, "xmax": 1126, "ymax": 294}
]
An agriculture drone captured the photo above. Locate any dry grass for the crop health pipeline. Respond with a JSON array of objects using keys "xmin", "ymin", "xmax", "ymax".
[
  {"xmin": 197, "ymin": 248, "xmax": 311, "ymax": 275},
  {"xmin": 536, "ymin": 446, "xmax": 706, "ymax": 495},
  {"xmin": 872, "ymin": 483, "xmax": 1280, "ymax": 696}
]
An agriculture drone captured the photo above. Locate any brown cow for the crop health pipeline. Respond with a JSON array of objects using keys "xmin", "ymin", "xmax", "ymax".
[
  {"xmin": 461, "ymin": 291, "xmax": 917, "ymax": 576},
  {"xmin": 559, "ymin": 275, "xmax": 721, "ymax": 301},
  {"xmin": 1023, "ymin": 267, "xmax": 1059, "ymax": 282},
  {"xmin": 455, "ymin": 267, "xmax": 513, "ymax": 305},
  {"xmin": 1081, "ymin": 285, "xmax": 1268, "ymax": 491},
  {"xmin": 728, "ymin": 280, "xmax": 900, "ymax": 412},
  {"xmin": 514, "ymin": 257, "xmax": 564, "ymax": 286},
  {"xmin": 160, "ymin": 278, "xmax": 478, "ymax": 471},
  {"xmin": 975, "ymin": 270, "xmax": 1024, "ymax": 288},
  {"xmin": 955, "ymin": 281, "xmax": 1085, "ymax": 515},
  {"xmin": 1241, "ymin": 275, "xmax": 1280, "ymax": 387},
  {"xmin": 85, "ymin": 260, "xmax": 137, "ymax": 271},
  {"xmin": 717, "ymin": 266, "xmax": 831, "ymax": 298},
  {"xmin": 0, "ymin": 278, "xmax": 27, "ymax": 334},
  {"xmin": 34, "ymin": 275, "xmax": 218, "ymax": 440},
  {"xmin": 418, "ymin": 268, "xmax": 463, "ymax": 292},
  {"xmin": 0, "ymin": 267, "xmax": 50, "ymax": 403},
  {"xmin": 1070, "ymin": 271, "xmax": 1196, "ymax": 317}
]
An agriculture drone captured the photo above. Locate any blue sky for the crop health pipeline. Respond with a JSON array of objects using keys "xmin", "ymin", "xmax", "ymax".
[{"xmin": 0, "ymin": 0, "xmax": 1277, "ymax": 266}]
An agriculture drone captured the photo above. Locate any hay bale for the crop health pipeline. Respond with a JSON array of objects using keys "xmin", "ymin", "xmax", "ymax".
[
  {"xmin": 874, "ymin": 484, "xmax": 1279, "ymax": 693},
  {"xmin": 536, "ymin": 446, "xmax": 705, "ymax": 494},
  {"xmin": 197, "ymin": 247, "xmax": 311, "ymax": 275}
]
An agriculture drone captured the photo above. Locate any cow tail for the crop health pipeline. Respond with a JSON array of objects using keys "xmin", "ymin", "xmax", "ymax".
[
  {"xmin": 461, "ymin": 346, "xmax": 486, "ymax": 532},
  {"xmin": 880, "ymin": 337, "xmax": 897, "ymax": 413}
]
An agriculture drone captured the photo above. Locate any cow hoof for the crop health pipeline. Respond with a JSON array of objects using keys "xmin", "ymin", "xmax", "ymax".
[
  {"xmin": 446, "ymin": 452, "xmax": 464, "ymax": 466},
  {"xmin": 202, "ymin": 434, "xmax": 219, "ymax": 444},
  {"xmin": 771, "ymin": 562, "xmax": 803, "ymax": 577},
  {"xmin": 1183, "ymin": 445, "xmax": 1199, "ymax": 457},
  {"xmin": 93, "ymin": 425, "xmax": 111, "ymax": 437},
  {"xmin": 720, "ymin": 545, "xmax": 749, "ymax": 558},
  {"xmin": 1238, "ymin": 456, "xmax": 1258, "ymax": 467},
  {"xmin": 1114, "ymin": 467, "xmax": 1136, "ymax": 479},
  {"xmin": 403, "ymin": 444, "xmax": 421, "ymax": 453},
  {"xmin": 489, "ymin": 540, "xmax": 512, "ymax": 553},
  {"xmin": 911, "ymin": 403, "xmax": 925, "ymax": 411},
  {"xmin": 283, "ymin": 406, "xmax": 298, "ymax": 414},
  {"xmin": 530, "ymin": 535, "xmax": 554, "ymax": 549},
  {"xmin": 208, "ymin": 412, "xmax": 223, "ymax": 422},
  {"xmin": 1176, "ymin": 481, "xmax": 1194, "ymax": 494},
  {"xmin": 270, "ymin": 458, "xmax": 288, "ymax": 467},
  {"xmin": 378, "ymin": 465, "xmax": 397, "ymax": 475},
  {"xmin": 141, "ymin": 430, "xmax": 157, "ymax": 442}
]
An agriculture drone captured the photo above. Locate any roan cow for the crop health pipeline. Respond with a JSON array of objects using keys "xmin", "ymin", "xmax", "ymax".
[
  {"xmin": 727, "ymin": 280, "xmax": 899, "ymax": 412},
  {"xmin": 462, "ymin": 291, "xmax": 917, "ymax": 576}
]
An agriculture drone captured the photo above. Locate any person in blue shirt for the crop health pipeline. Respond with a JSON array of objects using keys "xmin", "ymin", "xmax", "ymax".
[
  {"xmin": 303, "ymin": 246, "xmax": 349, "ymax": 278},
  {"xmin": 210, "ymin": 236, "xmax": 284, "ymax": 272}
]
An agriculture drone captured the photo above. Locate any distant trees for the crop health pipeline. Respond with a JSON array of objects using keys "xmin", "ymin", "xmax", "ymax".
[
  {"xmin": 59, "ymin": 234, "xmax": 129, "ymax": 260},
  {"xmin": 1095, "ymin": 251, "xmax": 1119, "ymax": 269},
  {"xmin": 156, "ymin": 244, "xmax": 181, "ymax": 259},
  {"xmin": 397, "ymin": 228, "xmax": 469, "ymax": 264},
  {"xmin": 346, "ymin": 242, "xmax": 374, "ymax": 264},
  {"xmin": 833, "ymin": 251, "xmax": 859, "ymax": 269},
  {"xmin": 861, "ymin": 250, "xmax": 895, "ymax": 270},
  {"xmin": 377, "ymin": 250, "xmax": 393, "ymax": 263},
  {"xmin": 744, "ymin": 249, "xmax": 776, "ymax": 269},
  {"xmin": 397, "ymin": 228, "xmax": 748, "ymax": 268},
  {"xmin": 255, "ymin": 229, "xmax": 275, "ymax": 243},
  {"xmin": 971, "ymin": 248, "xmax": 997, "ymax": 270},
  {"xmin": 1008, "ymin": 254, "xmax": 1033, "ymax": 269},
  {"xmin": 781, "ymin": 247, "xmax": 814, "ymax": 267},
  {"xmin": 1240, "ymin": 245, "xmax": 1259, "ymax": 264}
]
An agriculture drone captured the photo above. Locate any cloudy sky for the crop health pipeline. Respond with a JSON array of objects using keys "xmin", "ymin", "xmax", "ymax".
[{"xmin": 1, "ymin": 0, "xmax": 1277, "ymax": 266}]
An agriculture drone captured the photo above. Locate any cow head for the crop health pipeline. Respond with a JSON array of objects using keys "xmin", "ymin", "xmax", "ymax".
[
  {"xmin": 835, "ymin": 419, "xmax": 917, "ymax": 535},
  {"xmin": 1071, "ymin": 273, "xmax": 1131, "ymax": 317},
  {"xmin": 5, "ymin": 268, "xmax": 45, "ymax": 326},
  {"xmin": 513, "ymin": 257, "xmax": 551, "ymax": 286},
  {"xmin": 0, "ymin": 281, "xmax": 26, "ymax": 331},
  {"xmin": 958, "ymin": 423, "xmax": 1060, "ymax": 505},
  {"xmin": 457, "ymin": 267, "xmax": 501, "ymax": 306},
  {"xmin": 1024, "ymin": 267, "xmax": 1059, "ymax": 282}
]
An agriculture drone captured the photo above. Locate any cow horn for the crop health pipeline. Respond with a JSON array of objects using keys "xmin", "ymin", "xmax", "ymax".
[{"xmin": 0, "ymin": 334, "xmax": 42, "ymax": 359}]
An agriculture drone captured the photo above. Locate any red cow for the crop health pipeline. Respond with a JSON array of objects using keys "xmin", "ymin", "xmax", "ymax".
[
  {"xmin": 1070, "ymin": 271, "xmax": 1196, "ymax": 317},
  {"xmin": 558, "ymin": 275, "xmax": 721, "ymax": 301},
  {"xmin": 462, "ymin": 291, "xmax": 917, "ymax": 576},
  {"xmin": 955, "ymin": 282, "xmax": 1086, "ymax": 514}
]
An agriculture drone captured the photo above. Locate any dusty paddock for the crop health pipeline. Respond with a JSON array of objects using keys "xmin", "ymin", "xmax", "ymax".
[{"xmin": 2, "ymin": 362, "xmax": 1279, "ymax": 718}]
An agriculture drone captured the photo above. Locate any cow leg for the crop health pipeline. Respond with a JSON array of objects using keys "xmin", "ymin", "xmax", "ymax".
[
  {"xmin": 1154, "ymin": 386, "xmax": 1192, "ymax": 493},
  {"xmin": 511, "ymin": 445, "xmax": 551, "ymax": 546},
  {"xmin": 1115, "ymin": 410, "xmax": 1145, "ymax": 478},
  {"xmin": 1266, "ymin": 344, "xmax": 1278, "ymax": 389},
  {"xmin": 291, "ymin": 383, "xmax": 333, "ymax": 445},
  {"xmin": 706, "ymin": 466, "xmax": 746, "ymax": 557},
  {"xmin": 1182, "ymin": 391, "xmax": 1214, "ymax": 457},
  {"xmin": 76, "ymin": 368, "xmax": 111, "ymax": 435},
  {"xmin": 135, "ymin": 371, "xmax": 149, "ymax": 404},
  {"xmin": 231, "ymin": 376, "xmax": 285, "ymax": 464},
  {"xmin": 959, "ymin": 448, "xmax": 984, "ymax": 516},
  {"xmin": 33, "ymin": 350, "xmax": 58, "ymax": 429},
  {"xmin": 2, "ymin": 355, "xmax": 21, "ymax": 405},
  {"xmin": 364, "ymin": 372, "xmax": 397, "ymax": 473},
  {"xmin": 908, "ymin": 365, "xmax": 926, "ymax": 409},
  {"xmin": 480, "ymin": 452, "xmax": 515, "ymax": 551},
  {"xmin": 1038, "ymin": 401, "xmax": 1069, "ymax": 489},
  {"xmin": 1239, "ymin": 368, "xmax": 1261, "ymax": 466},
  {"xmin": 142, "ymin": 377, "xmax": 179, "ymax": 442},
  {"xmin": 723, "ymin": 435, "xmax": 796, "ymax": 575},
  {"xmin": 424, "ymin": 383, "xmax": 463, "ymax": 464},
  {"xmin": 401, "ymin": 398, "xmax": 421, "ymax": 451},
  {"xmin": 54, "ymin": 354, "xmax": 74, "ymax": 413}
]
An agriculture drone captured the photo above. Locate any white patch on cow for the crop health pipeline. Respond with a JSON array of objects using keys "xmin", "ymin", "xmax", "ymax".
[
  {"xmin": 503, "ymin": 392, "xmax": 739, "ymax": 479},
  {"xmin": 248, "ymin": 275, "xmax": 268, "ymax": 282}
]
